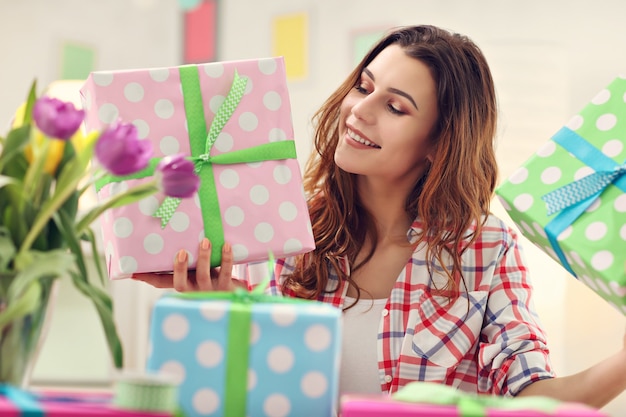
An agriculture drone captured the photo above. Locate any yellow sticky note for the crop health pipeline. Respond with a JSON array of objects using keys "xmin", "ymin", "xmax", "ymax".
[{"xmin": 272, "ymin": 13, "xmax": 308, "ymax": 81}]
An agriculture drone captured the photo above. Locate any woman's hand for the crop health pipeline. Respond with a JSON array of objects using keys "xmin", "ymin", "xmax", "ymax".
[{"xmin": 132, "ymin": 238, "xmax": 243, "ymax": 292}]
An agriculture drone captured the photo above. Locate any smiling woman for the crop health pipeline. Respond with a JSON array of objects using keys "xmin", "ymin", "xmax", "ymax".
[
  {"xmin": 335, "ymin": 44, "xmax": 438, "ymax": 186},
  {"xmin": 132, "ymin": 24, "xmax": 626, "ymax": 411},
  {"xmin": 7, "ymin": 0, "xmax": 625, "ymax": 413}
]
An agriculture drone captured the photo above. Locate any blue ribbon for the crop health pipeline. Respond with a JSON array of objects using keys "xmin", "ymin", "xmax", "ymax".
[
  {"xmin": 0, "ymin": 385, "xmax": 44, "ymax": 416},
  {"xmin": 542, "ymin": 127, "xmax": 626, "ymax": 276}
]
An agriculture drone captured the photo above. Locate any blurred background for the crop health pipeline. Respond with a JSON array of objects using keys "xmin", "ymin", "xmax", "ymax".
[{"xmin": 1, "ymin": 0, "xmax": 625, "ymax": 415}]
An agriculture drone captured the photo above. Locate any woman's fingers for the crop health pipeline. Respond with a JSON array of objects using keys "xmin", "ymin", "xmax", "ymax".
[
  {"xmin": 172, "ymin": 248, "xmax": 191, "ymax": 292},
  {"xmin": 214, "ymin": 242, "xmax": 234, "ymax": 290},
  {"xmin": 133, "ymin": 239, "xmax": 235, "ymax": 292},
  {"xmin": 194, "ymin": 238, "xmax": 214, "ymax": 291}
]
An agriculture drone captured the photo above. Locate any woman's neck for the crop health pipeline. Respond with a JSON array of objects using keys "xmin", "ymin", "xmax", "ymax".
[{"xmin": 357, "ymin": 177, "xmax": 413, "ymax": 242}]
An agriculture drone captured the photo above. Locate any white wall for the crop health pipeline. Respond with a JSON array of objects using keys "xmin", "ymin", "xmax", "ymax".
[
  {"xmin": 0, "ymin": 0, "xmax": 182, "ymax": 128},
  {"xmin": 2, "ymin": 0, "xmax": 625, "ymax": 415}
]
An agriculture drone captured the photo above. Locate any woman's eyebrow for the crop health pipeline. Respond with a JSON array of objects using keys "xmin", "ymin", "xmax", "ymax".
[{"xmin": 363, "ymin": 68, "xmax": 419, "ymax": 110}]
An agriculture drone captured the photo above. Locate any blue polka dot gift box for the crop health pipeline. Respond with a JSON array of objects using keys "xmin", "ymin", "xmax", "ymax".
[
  {"xmin": 80, "ymin": 57, "xmax": 314, "ymax": 279},
  {"xmin": 496, "ymin": 75, "xmax": 626, "ymax": 315},
  {"xmin": 146, "ymin": 290, "xmax": 342, "ymax": 417}
]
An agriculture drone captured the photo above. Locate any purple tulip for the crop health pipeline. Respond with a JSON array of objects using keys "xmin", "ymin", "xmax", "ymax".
[
  {"xmin": 95, "ymin": 121, "xmax": 153, "ymax": 176},
  {"xmin": 33, "ymin": 97, "xmax": 85, "ymax": 140},
  {"xmin": 156, "ymin": 154, "xmax": 200, "ymax": 198}
]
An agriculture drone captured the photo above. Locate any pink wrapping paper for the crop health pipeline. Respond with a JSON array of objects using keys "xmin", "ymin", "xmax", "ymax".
[
  {"xmin": 80, "ymin": 57, "xmax": 314, "ymax": 279},
  {"xmin": 340, "ymin": 395, "xmax": 609, "ymax": 417},
  {"xmin": 0, "ymin": 389, "xmax": 172, "ymax": 416}
]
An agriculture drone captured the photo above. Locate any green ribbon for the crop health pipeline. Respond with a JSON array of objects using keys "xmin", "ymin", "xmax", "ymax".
[
  {"xmin": 94, "ymin": 66, "xmax": 297, "ymax": 267},
  {"xmin": 392, "ymin": 382, "xmax": 562, "ymax": 416},
  {"xmin": 172, "ymin": 261, "xmax": 312, "ymax": 417}
]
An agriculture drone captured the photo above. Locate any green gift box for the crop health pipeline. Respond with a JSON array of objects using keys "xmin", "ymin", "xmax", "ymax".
[{"xmin": 495, "ymin": 75, "xmax": 626, "ymax": 315}]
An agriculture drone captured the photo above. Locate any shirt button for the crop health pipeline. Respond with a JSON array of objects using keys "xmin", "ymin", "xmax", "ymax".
[
  {"xmin": 384, "ymin": 375, "xmax": 392, "ymax": 383},
  {"xmin": 381, "ymin": 308, "xmax": 389, "ymax": 317}
]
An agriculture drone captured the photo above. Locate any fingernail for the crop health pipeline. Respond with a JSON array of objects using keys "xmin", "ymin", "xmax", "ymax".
[
  {"xmin": 223, "ymin": 242, "xmax": 231, "ymax": 253},
  {"xmin": 201, "ymin": 238, "xmax": 210, "ymax": 250},
  {"xmin": 177, "ymin": 249, "xmax": 188, "ymax": 263}
]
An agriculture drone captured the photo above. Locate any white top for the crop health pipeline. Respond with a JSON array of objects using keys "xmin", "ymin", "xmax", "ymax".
[{"xmin": 339, "ymin": 296, "xmax": 388, "ymax": 395}]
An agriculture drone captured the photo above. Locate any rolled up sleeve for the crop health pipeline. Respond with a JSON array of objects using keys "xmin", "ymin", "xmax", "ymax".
[{"xmin": 477, "ymin": 228, "xmax": 555, "ymax": 396}]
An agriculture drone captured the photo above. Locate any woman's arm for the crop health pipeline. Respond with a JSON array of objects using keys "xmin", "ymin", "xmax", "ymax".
[{"xmin": 518, "ymin": 336, "xmax": 626, "ymax": 408}]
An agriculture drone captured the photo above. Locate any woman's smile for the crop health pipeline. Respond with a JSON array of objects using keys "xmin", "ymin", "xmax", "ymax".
[{"xmin": 346, "ymin": 127, "xmax": 381, "ymax": 149}]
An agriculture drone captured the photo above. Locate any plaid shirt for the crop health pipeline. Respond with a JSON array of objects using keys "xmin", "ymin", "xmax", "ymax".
[{"xmin": 240, "ymin": 214, "xmax": 554, "ymax": 397}]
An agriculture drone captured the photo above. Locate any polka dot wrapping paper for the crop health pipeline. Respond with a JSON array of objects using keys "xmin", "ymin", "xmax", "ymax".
[
  {"xmin": 496, "ymin": 75, "xmax": 626, "ymax": 315},
  {"xmin": 146, "ymin": 293, "xmax": 342, "ymax": 417},
  {"xmin": 79, "ymin": 57, "xmax": 315, "ymax": 279}
]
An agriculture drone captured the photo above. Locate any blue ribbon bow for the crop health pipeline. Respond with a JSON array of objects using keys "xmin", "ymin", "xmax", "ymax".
[
  {"xmin": 542, "ymin": 163, "xmax": 626, "ymax": 215},
  {"xmin": 541, "ymin": 127, "xmax": 626, "ymax": 276}
]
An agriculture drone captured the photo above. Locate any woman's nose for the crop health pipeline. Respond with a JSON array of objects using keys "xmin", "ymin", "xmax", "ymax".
[{"xmin": 351, "ymin": 95, "xmax": 375, "ymax": 123}]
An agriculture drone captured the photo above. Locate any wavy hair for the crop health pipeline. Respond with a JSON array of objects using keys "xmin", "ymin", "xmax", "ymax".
[{"xmin": 282, "ymin": 25, "xmax": 498, "ymax": 300}]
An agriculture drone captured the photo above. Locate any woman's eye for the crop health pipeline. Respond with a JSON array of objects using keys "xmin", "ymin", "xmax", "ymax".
[
  {"xmin": 355, "ymin": 84, "xmax": 368, "ymax": 94},
  {"xmin": 388, "ymin": 103, "xmax": 404, "ymax": 115}
]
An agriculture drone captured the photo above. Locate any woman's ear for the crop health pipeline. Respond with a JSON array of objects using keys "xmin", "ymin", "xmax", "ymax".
[{"xmin": 425, "ymin": 151, "xmax": 435, "ymax": 165}]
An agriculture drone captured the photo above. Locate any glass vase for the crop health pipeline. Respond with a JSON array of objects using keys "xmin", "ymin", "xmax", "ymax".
[{"xmin": 0, "ymin": 275, "xmax": 58, "ymax": 388}]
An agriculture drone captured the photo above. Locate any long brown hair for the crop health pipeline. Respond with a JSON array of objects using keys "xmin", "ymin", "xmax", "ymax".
[{"xmin": 282, "ymin": 25, "xmax": 498, "ymax": 300}]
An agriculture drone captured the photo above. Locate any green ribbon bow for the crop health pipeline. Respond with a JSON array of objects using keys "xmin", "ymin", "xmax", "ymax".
[
  {"xmin": 95, "ymin": 65, "xmax": 297, "ymax": 267},
  {"xmin": 392, "ymin": 382, "xmax": 562, "ymax": 417}
]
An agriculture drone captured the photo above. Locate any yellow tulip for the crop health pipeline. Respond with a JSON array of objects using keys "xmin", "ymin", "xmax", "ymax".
[
  {"xmin": 14, "ymin": 102, "xmax": 95, "ymax": 176},
  {"xmin": 14, "ymin": 103, "xmax": 62, "ymax": 175}
]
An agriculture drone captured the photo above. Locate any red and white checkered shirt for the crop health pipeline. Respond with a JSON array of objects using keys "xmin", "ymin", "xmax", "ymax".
[{"xmin": 240, "ymin": 214, "xmax": 554, "ymax": 397}]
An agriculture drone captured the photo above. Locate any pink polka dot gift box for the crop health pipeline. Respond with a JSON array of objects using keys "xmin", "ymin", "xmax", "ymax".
[
  {"xmin": 496, "ymin": 76, "xmax": 626, "ymax": 315},
  {"xmin": 340, "ymin": 382, "xmax": 608, "ymax": 416},
  {"xmin": 146, "ymin": 291, "xmax": 342, "ymax": 417},
  {"xmin": 80, "ymin": 57, "xmax": 315, "ymax": 279}
]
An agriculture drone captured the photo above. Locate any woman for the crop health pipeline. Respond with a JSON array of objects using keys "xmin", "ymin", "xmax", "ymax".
[{"xmin": 134, "ymin": 25, "xmax": 626, "ymax": 407}]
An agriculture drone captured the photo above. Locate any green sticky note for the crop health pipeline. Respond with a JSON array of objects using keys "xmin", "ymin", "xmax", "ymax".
[
  {"xmin": 353, "ymin": 31, "xmax": 384, "ymax": 66},
  {"xmin": 61, "ymin": 42, "xmax": 95, "ymax": 80}
]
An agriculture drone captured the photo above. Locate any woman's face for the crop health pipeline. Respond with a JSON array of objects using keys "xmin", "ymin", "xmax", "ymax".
[{"xmin": 335, "ymin": 44, "xmax": 439, "ymax": 188}]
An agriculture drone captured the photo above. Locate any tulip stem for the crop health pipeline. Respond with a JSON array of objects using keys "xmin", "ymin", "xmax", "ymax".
[
  {"xmin": 75, "ymin": 180, "xmax": 159, "ymax": 235},
  {"xmin": 18, "ymin": 173, "xmax": 82, "ymax": 261},
  {"xmin": 21, "ymin": 138, "xmax": 50, "ymax": 212},
  {"xmin": 77, "ymin": 169, "xmax": 106, "ymax": 197}
]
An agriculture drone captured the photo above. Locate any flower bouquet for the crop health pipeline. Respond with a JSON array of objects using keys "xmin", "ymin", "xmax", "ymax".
[{"xmin": 0, "ymin": 81, "xmax": 199, "ymax": 386}]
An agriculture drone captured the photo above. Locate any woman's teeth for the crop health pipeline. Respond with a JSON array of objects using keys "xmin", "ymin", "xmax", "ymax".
[{"xmin": 348, "ymin": 130, "xmax": 380, "ymax": 148}]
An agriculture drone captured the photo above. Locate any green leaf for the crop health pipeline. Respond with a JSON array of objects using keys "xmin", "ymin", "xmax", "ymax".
[
  {"xmin": 22, "ymin": 80, "xmax": 38, "ymax": 126},
  {"xmin": 54, "ymin": 135, "xmax": 77, "ymax": 180},
  {"xmin": 0, "ymin": 226, "xmax": 16, "ymax": 272},
  {"xmin": 52, "ymin": 209, "xmax": 123, "ymax": 368},
  {"xmin": 9, "ymin": 249, "xmax": 75, "ymax": 298},
  {"xmin": 70, "ymin": 275, "xmax": 123, "ymax": 368},
  {"xmin": 0, "ymin": 280, "xmax": 42, "ymax": 331},
  {"xmin": 55, "ymin": 131, "xmax": 95, "ymax": 194},
  {"xmin": 22, "ymin": 138, "xmax": 50, "ymax": 207},
  {"xmin": 0, "ymin": 125, "xmax": 31, "ymax": 173},
  {"xmin": 47, "ymin": 190, "xmax": 79, "ymax": 250},
  {"xmin": 82, "ymin": 227, "xmax": 108, "ymax": 286},
  {"xmin": 0, "ymin": 175, "xmax": 17, "ymax": 189},
  {"xmin": 53, "ymin": 208, "xmax": 87, "ymax": 279},
  {"xmin": 3, "ymin": 206, "xmax": 28, "ymax": 256}
]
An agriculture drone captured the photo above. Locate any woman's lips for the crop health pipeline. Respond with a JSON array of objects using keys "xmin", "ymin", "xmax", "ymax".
[{"xmin": 346, "ymin": 128, "xmax": 381, "ymax": 149}]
